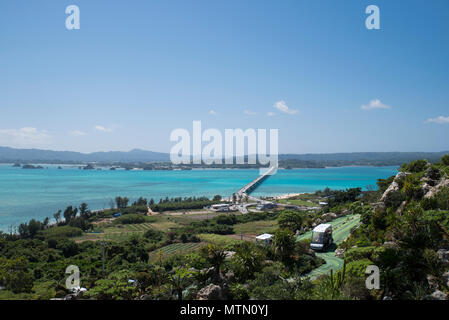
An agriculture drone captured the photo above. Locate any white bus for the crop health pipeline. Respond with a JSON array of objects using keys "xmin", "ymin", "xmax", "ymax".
[{"xmin": 310, "ymin": 223, "xmax": 333, "ymax": 251}]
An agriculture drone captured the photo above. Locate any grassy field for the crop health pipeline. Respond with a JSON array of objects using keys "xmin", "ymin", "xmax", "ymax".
[
  {"xmin": 75, "ymin": 214, "xmax": 185, "ymax": 242},
  {"xmin": 197, "ymin": 233, "xmax": 243, "ymax": 247},
  {"xmin": 233, "ymin": 220, "xmax": 278, "ymax": 235},
  {"xmin": 148, "ymin": 242, "xmax": 206, "ymax": 262},
  {"xmin": 278, "ymin": 198, "xmax": 317, "ymax": 207}
]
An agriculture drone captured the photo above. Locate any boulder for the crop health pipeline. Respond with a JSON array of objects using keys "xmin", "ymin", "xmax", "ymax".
[
  {"xmin": 443, "ymin": 271, "xmax": 449, "ymax": 287},
  {"xmin": 224, "ymin": 271, "xmax": 235, "ymax": 282},
  {"xmin": 430, "ymin": 290, "xmax": 448, "ymax": 300},
  {"xmin": 196, "ymin": 284, "xmax": 224, "ymax": 300},
  {"xmin": 427, "ymin": 275, "xmax": 439, "ymax": 291},
  {"xmin": 224, "ymin": 251, "xmax": 236, "ymax": 260},
  {"xmin": 437, "ymin": 249, "xmax": 449, "ymax": 264},
  {"xmin": 383, "ymin": 241, "xmax": 398, "ymax": 249},
  {"xmin": 335, "ymin": 248, "xmax": 345, "ymax": 258}
]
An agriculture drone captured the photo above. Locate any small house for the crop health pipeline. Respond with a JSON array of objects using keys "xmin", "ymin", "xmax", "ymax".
[
  {"xmin": 256, "ymin": 233, "xmax": 273, "ymax": 245},
  {"xmin": 211, "ymin": 204, "xmax": 231, "ymax": 212},
  {"xmin": 256, "ymin": 202, "xmax": 277, "ymax": 210}
]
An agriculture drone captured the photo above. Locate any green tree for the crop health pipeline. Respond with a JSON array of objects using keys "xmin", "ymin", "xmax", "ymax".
[
  {"xmin": 277, "ymin": 210, "xmax": 303, "ymax": 232},
  {"xmin": 168, "ymin": 267, "xmax": 194, "ymax": 300},
  {"xmin": 273, "ymin": 229, "xmax": 296, "ymax": 263},
  {"xmin": 63, "ymin": 206, "xmax": 78, "ymax": 224},
  {"xmin": 79, "ymin": 203, "xmax": 89, "ymax": 218},
  {"xmin": 53, "ymin": 210, "xmax": 61, "ymax": 224},
  {"xmin": 231, "ymin": 242, "xmax": 265, "ymax": 281},
  {"xmin": 201, "ymin": 243, "xmax": 227, "ymax": 278},
  {"xmin": 0, "ymin": 257, "xmax": 33, "ymax": 293},
  {"xmin": 115, "ymin": 196, "xmax": 130, "ymax": 209}
]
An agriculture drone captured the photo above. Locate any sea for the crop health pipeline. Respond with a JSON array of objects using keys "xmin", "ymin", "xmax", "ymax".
[{"xmin": 0, "ymin": 164, "xmax": 397, "ymax": 231}]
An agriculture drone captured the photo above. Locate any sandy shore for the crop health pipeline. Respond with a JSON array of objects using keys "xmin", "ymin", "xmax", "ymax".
[{"xmin": 271, "ymin": 193, "xmax": 304, "ymax": 200}]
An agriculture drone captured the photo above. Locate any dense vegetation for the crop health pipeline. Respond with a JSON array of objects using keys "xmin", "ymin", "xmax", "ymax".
[{"xmin": 1, "ymin": 155, "xmax": 448, "ymax": 300}]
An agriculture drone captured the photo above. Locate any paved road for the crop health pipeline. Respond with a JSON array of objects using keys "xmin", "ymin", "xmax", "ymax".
[{"xmin": 297, "ymin": 214, "xmax": 361, "ymax": 279}]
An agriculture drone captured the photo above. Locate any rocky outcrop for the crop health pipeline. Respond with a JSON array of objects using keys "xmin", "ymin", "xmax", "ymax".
[
  {"xmin": 423, "ymin": 178, "xmax": 449, "ymax": 199},
  {"xmin": 380, "ymin": 172, "xmax": 408, "ymax": 202},
  {"xmin": 321, "ymin": 212, "xmax": 337, "ymax": 222},
  {"xmin": 196, "ymin": 284, "xmax": 224, "ymax": 300}
]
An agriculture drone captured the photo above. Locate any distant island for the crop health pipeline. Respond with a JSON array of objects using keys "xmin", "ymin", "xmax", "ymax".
[
  {"xmin": 1, "ymin": 146, "xmax": 449, "ymax": 169},
  {"xmin": 22, "ymin": 164, "xmax": 44, "ymax": 169}
]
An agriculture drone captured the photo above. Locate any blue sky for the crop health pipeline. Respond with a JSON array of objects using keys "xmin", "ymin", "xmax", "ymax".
[{"xmin": 0, "ymin": 0, "xmax": 448, "ymax": 154}]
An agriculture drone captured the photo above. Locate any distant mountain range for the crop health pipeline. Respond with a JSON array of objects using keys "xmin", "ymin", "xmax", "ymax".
[
  {"xmin": 0, "ymin": 146, "xmax": 448, "ymax": 166},
  {"xmin": 0, "ymin": 147, "xmax": 169, "ymax": 163}
]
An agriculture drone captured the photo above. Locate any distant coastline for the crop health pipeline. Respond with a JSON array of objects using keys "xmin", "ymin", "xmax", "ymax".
[{"xmin": 1, "ymin": 146, "xmax": 447, "ymax": 169}]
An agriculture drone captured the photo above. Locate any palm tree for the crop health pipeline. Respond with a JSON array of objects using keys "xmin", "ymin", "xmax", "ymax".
[
  {"xmin": 168, "ymin": 267, "xmax": 193, "ymax": 300},
  {"xmin": 205, "ymin": 244, "xmax": 227, "ymax": 279}
]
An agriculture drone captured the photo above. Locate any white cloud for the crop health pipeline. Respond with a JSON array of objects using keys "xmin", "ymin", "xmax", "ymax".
[
  {"xmin": 244, "ymin": 110, "xmax": 257, "ymax": 115},
  {"xmin": 361, "ymin": 99, "xmax": 391, "ymax": 110},
  {"xmin": 94, "ymin": 125, "xmax": 112, "ymax": 132},
  {"xmin": 0, "ymin": 127, "xmax": 52, "ymax": 148},
  {"xmin": 267, "ymin": 112, "xmax": 275, "ymax": 116},
  {"xmin": 69, "ymin": 130, "xmax": 86, "ymax": 136},
  {"xmin": 274, "ymin": 100, "xmax": 299, "ymax": 115},
  {"xmin": 209, "ymin": 109, "xmax": 217, "ymax": 115},
  {"xmin": 425, "ymin": 115, "xmax": 449, "ymax": 124}
]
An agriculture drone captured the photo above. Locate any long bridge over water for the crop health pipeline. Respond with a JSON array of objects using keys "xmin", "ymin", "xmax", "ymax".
[{"xmin": 236, "ymin": 166, "xmax": 276, "ymax": 198}]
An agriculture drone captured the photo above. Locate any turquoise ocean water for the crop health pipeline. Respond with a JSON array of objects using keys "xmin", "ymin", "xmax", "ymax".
[{"xmin": 0, "ymin": 164, "xmax": 397, "ymax": 230}]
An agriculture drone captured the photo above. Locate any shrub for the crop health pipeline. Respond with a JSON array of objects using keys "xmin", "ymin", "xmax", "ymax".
[
  {"xmin": 401, "ymin": 159, "xmax": 428, "ymax": 173},
  {"xmin": 144, "ymin": 229, "xmax": 164, "ymax": 242},
  {"xmin": 420, "ymin": 197, "xmax": 438, "ymax": 210},
  {"xmin": 215, "ymin": 214, "xmax": 237, "ymax": 225},
  {"xmin": 433, "ymin": 187, "xmax": 449, "ymax": 210},
  {"xmin": 115, "ymin": 214, "xmax": 147, "ymax": 224},
  {"xmin": 402, "ymin": 175, "xmax": 423, "ymax": 200},
  {"xmin": 383, "ymin": 190, "xmax": 405, "ymax": 210},
  {"xmin": 441, "ymin": 154, "xmax": 449, "ymax": 166},
  {"xmin": 40, "ymin": 226, "xmax": 83, "ymax": 240},
  {"xmin": 426, "ymin": 165, "xmax": 441, "ymax": 181},
  {"xmin": 229, "ymin": 283, "xmax": 250, "ymax": 300},
  {"xmin": 344, "ymin": 258, "xmax": 373, "ymax": 279},
  {"xmin": 344, "ymin": 246, "xmax": 386, "ymax": 264}
]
